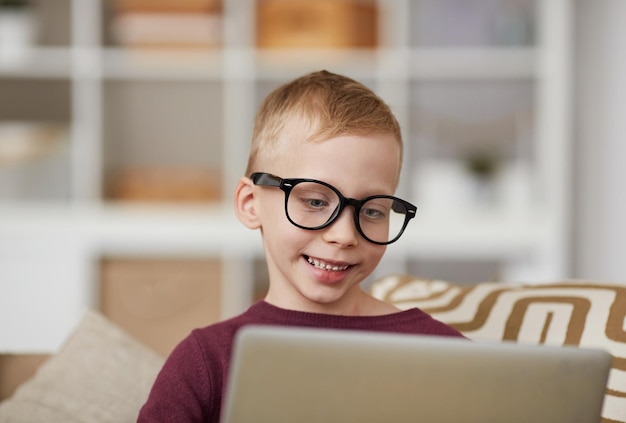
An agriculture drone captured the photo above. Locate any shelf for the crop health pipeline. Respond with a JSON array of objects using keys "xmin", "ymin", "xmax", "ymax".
[
  {"xmin": 0, "ymin": 47, "xmax": 72, "ymax": 78},
  {"xmin": 89, "ymin": 205, "xmax": 261, "ymax": 256},
  {"xmin": 0, "ymin": 204, "xmax": 258, "ymax": 253},
  {"xmin": 0, "ymin": 203, "xmax": 545, "ymax": 261},
  {"xmin": 254, "ymin": 48, "xmax": 381, "ymax": 80},
  {"xmin": 393, "ymin": 209, "xmax": 547, "ymax": 259},
  {"xmin": 0, "ymin": 46, "xmax": 537, "ymax": 81},
  {"xmin": 101, "ymin": 48, "xmax": 225, "ymax": 80}
]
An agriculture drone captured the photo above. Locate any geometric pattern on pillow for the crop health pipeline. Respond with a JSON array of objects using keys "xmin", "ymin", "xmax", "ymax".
[
  {"xmin": 0, "ymin": 310, "xmax": 165, "ymax": 423},
  {"xmin": 371, "ymin": 275, "xmax": 626, "ymax": 423}
]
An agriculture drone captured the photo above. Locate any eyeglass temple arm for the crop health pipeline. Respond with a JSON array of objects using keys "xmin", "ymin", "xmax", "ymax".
[
  {"xmin": 250, "ymin": 172, "xmax": 282, "ymax": 187},
  {"xmin": 392, "ymin": 200, "xmax": 417, "ymax": 215}
]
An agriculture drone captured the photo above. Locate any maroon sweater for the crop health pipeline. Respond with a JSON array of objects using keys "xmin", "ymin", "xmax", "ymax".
[{"xmin": 137, "ymin": 300, "xmax": 463, "ymax": 423}]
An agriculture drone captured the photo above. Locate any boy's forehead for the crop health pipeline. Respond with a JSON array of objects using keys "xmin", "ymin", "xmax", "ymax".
[
  {"xmin": 267, "ymin": 117, "xmax": 401, "ymax": 157},
  {"xmin": 259, "ymin": 127, "xmax": 401, "ymax": 190}
]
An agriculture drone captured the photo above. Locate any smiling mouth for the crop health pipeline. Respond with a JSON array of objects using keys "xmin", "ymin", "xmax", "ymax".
[{"xmin": 304, "ymin": 255, "xmax": 351, "ymax": 272}]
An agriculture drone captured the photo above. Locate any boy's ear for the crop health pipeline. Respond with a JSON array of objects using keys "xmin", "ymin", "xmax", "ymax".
[{"xmin": 234, "ymin": 176, "xmax": 261, "ymax": 230}]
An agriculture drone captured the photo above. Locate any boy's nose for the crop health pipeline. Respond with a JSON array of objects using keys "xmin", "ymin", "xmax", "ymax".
[{"xmin": 321, "ymin": 207, "xmax": 359, "ymax": 247}]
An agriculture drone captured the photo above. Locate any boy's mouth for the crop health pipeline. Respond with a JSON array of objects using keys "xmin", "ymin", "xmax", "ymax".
[{"xmin": 304, "ymin": 255, "xmax": 351, "ymax": 272}]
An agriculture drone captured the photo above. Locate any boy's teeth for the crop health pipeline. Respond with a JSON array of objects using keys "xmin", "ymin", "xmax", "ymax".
[{"xmin": 307, "ymin": 257, "xmax": 349, "ymax": 271}]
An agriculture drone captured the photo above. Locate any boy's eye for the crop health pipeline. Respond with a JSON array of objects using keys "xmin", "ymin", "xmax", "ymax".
[
  {"xmin": 294, "ymin": 185, "xmax": 334, "ymax": 210},
  {"xmin": 362, "ymin": 206, "xmax": 386, "ymax": 220},
  {"xmin": 304, "ymin": 198, "xmax": 328, "ymax": 208}
]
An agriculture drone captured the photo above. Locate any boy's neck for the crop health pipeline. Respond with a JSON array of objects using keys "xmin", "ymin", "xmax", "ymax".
[{"xmin": 264, "ymin": 290, "xmax": 400, "ymax": 317}]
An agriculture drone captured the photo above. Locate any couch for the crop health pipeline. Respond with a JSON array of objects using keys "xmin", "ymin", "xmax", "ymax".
[{"xmin": 0, "ymin": 277, "xmax": 624, "ymax": 423}]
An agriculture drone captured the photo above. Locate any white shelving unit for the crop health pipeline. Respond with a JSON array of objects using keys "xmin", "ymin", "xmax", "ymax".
[{"xmin": 0, "ymin": 0, "xmax": 572, "ymax": 353}]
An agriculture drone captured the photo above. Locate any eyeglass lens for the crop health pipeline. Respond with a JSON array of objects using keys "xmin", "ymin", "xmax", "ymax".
[{"xmin": 286, "ymin": 181, "xmax": 408, "ymax": 244}]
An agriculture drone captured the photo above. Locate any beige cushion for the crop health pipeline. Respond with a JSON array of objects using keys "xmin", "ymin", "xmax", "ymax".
[
  {"xmin": 372, "ymin": 275, "xmax": 626, "ymax": 423},
  {"xmin": 0, "ymin": 310, "xmax": 165, "ymax": 423}
]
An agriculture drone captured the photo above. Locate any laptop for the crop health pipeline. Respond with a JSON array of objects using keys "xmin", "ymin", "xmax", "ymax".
[{"xmin": 221, "ymin": 325, "xmax": 612, "ymax": 423}]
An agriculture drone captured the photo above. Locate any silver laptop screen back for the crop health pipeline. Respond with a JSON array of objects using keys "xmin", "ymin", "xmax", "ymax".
[{"xmin": 222, "ymin": 326, "xmax": 611, "ymax": 423}]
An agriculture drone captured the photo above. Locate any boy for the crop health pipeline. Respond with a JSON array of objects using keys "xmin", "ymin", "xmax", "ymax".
[{"xmin": 138, "ymin": 70, "xmax": 463, "ymax": 422}]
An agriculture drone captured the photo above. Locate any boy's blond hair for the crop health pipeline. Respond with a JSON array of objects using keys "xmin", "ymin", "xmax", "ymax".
[{"xmin": 245, "ymin": 70, "xmax": 402, "ymax": 175}]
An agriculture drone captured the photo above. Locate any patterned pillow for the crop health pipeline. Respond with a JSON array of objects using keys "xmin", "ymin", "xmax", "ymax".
[{"xmin": 372, "ymin": 275, "xmax": 626, "ymax": 423}]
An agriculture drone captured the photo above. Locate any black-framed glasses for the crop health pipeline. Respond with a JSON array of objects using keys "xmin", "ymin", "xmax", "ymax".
[{"xmin": 251, "ymin": 172, "xmax": 417, "ymax": 245}]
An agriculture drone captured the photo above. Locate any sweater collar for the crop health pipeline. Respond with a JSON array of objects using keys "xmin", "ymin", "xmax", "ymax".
[{"xmin": 247, "ymin": 300, "xmax": 423, "ymax": 329}]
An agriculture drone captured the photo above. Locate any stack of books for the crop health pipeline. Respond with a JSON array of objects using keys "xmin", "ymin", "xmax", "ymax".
[
  {"xmin": 256, "ymin": 0, "xmax": 378, "ymax": 49},
  {"xmin": 108, "ymin": 167, "xmax": 222, "ymax": 203},
  {"xmin": 0, "ymin": 121, "xmax": 68, "ymax": 165},
  {"xmin": 110, "ymin": 0, "xmax": 222, "ymax": 49}
]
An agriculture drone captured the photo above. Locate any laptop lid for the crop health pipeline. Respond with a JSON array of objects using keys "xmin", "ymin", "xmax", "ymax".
[{"xmin": 221, "ymin": 325, "xmax": 612, "ymax": 423}]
